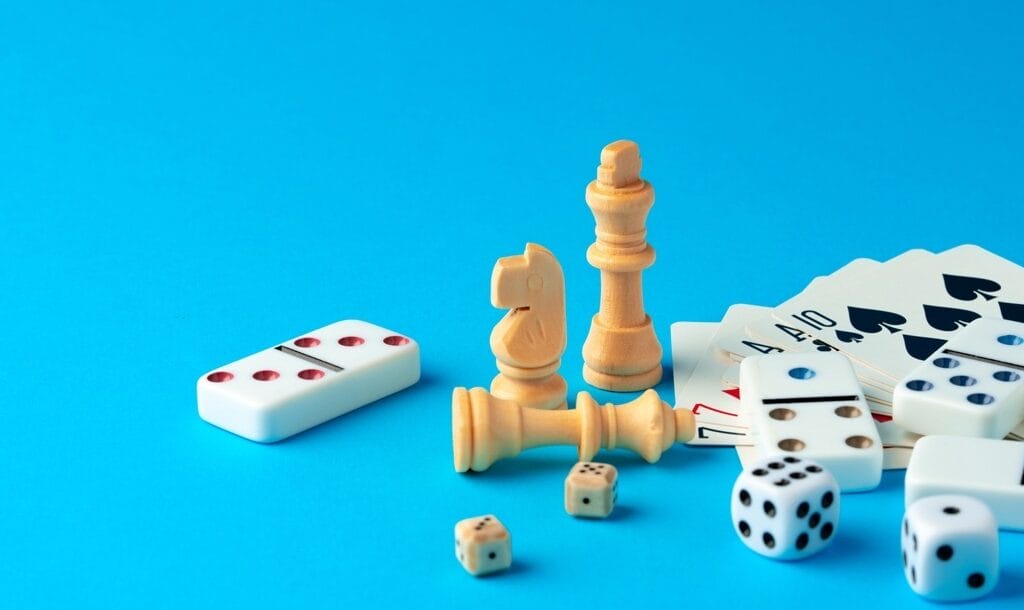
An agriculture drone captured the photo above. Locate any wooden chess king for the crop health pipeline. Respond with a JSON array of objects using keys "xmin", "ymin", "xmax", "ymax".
[
  {"xmin": 581, "ymin": 140, "xmax": 663, "ymax": 392},
  {"xmin": 452, "ymin": 387, "xmax": 695, "ymax": 472}
]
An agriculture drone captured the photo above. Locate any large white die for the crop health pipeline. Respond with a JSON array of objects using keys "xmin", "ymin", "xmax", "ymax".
[
  {"xmin": 901, "ymin": 495, "xmax": 999, "ymax": 601},
  {"xmin": 894, "ymin": 318, "xmax": 1024, "ymax": 439},
  {"xmin": 730, "ymin": 456, "xmax": 840, "ymax": 560}
]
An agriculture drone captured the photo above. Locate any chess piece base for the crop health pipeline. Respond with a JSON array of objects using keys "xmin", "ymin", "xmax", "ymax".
[
  {"xmin": 582, "ymin": 314, "xmax": 663, "ymax": 391},
  {"xmin": 582, "ymin": 363, "xmax": 662, "ymax": 393},
  {"xmin": 490, "ymin": 369, "xmax": 568, "ymax": 411}
]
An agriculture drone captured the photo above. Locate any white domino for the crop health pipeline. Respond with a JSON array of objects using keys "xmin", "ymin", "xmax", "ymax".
[
  {"xmin": 906, "ymin": 434, "xmax": 1024, "ymax": 531},
  {"xmin": 197, "ymin": 320, "xmax": 420, "ymax": 442},
  {"xmin": 894, "ymin": 318, "xmax": 1024, "ymax": 438},
  {"xmin": 740, "ymin": 352, "xmax": 882, "ymax": 492}
]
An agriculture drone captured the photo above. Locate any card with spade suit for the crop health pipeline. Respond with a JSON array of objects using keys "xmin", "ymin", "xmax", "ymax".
[
  {"xmin": 737, "ymin": 253, "xmax": 932, "ymax": 400},
  {"xmin": 769, "ymin": 245, "xmax": 1024, "ymax": 389}
]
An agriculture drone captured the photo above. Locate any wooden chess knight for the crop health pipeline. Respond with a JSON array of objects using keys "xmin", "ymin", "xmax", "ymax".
[
  {"xmin": 582, "ymin": 140, "xmax": 663, "ymax": 392},
  {"xmin": 489, "ymin": 243, "xmax": 568, "ymax": 410}
]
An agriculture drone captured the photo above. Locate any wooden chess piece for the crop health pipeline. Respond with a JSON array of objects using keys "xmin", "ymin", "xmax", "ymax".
[
  {"xmin": 452, "ymin": 387, "xmax": 694, "ymax": 472},
  {"xmin": 581, "ymin": 140, "xmax": 663, "ymax": 392},
  {"xmin": 489, "ymin": 243, "xmax": 568, "ymax": 410}
]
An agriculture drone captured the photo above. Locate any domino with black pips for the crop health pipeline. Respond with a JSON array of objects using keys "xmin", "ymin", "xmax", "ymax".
[
  {"xmin": 197, "ymin": 320, "xmax": 420, "ymax": 442},
  {"xmin": 739, "ymin": 352, "xmax": 882, "ymax": 492},
  {"xmin": 905, "ymin": 434, "xmax": 1024, "ymax": 531},
  {"xmin": 894, "ymin": 317, "xmax": 1024, "ymax": 439}
]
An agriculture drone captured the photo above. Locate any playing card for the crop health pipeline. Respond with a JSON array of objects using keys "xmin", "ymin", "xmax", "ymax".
[
  {"xmin": 730, "ymin": 254, "xmax": 912, "ymax": 392},
  {"xmin": 669, "ymin": 322, "xmax": 718, "ymax": 393},
  {"xmin": 692, "ymin": 420, "xmax": 750, "ymax": 446},
  {"xmin": 761, "ymin": 247, "xmax": 1024, "ymax": 386},
  {"xmin": 771, "ymin": 245, "xmax": 1024, "ymax": 388},
  {"xmin": 715, "ymin": 298, "xmax": 896, "ymax": 410},
  {"xmin": 751, "ymin": 251, "xmax": 933, "ymax": 387},
  {"xmin": 671, "ymin": 311, "xmax": 754, "ymax": 446},
  {"xmin": 717, "ymin": 258, "xmax": 882, "ymax": 361}
]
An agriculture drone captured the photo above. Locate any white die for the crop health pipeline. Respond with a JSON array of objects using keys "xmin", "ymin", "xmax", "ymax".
[
  {"xmin": 565, "ymin": 462, "xmax": 618, "ymax": 518},
  {"xmin": 730, "ymin": 456, "xmax": 840, "ymax": 560},
  {"xmin": 454, "ymin": 514, "xmax": 512, "ymax": 576},
  {"xmin": 902, "ymin": 495, "xmax": 999, "ymax": 601}
]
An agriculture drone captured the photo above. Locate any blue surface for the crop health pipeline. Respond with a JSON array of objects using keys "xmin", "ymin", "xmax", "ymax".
[{"xmin": 2, "ymin": 2, "xmax": 1023, "ymax": 607}]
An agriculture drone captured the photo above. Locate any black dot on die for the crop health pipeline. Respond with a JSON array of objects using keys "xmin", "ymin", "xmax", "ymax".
[
  {"xmin": 903, "ymin": 519, "xmax": 909, "ymax": 536},
  {"xmin": 783, "ymin": 457, "xmax": 801, "ymax": 464},
  {"xmin": 763, "ymin": 533, "xmax": 775, "ymax": 548},
  {"xmin": 774, "ymin": 479, "xmax": 790, "ymax": 487},
  {"xmin": 489, "ymin": 552, "xmax": 496, "ymax": 560},
  {"xmin": 796, "ymin": 502, "xmax": 810, "ymax": 519},
  {"xmin": 738, "ymin": 520, "xmax": 751, "ymax": 537},
  {"xmin": 739, "ymin": 489, "xmax": 751, "ymax": 506},
  {"xmin": 936, "ymin": 545, "xmax": 954, "ymax": 561},
  {"xmin": 582, "ymin": 497, "xmax": 590, "ymax": 504},
  {"xmin": 763, "ymin": 501, "xmax": 776, "ymax": 517},
  {"xmin": 821, "ymin": 491, "xmax": 834, "ymax": 509},
  {"xmin": 752, "ymin": 468, "xmax": 769, "ymax": 477},
  {"xmin": 768, "ymin": 462, "xmax": 784, "ymax": 470},
  {"xmin": 809, "ymin": 513, "xmax": 821, "ymax": 529},
  {"xmin": 902, "ymin": 551, "xmax": 907, "ymax": 567},
  {"xmin": 911, "ymin": 567, "xmax": 917, "ymax": 584},
  {"xmin": 790, "ymin": 472, "xmax": 806, "ymax": 480},
  {"xmin": 943, "ymin": 506, "xmax": 960, "ymax": 515},
  {"xmin": 968, "ymin": 573, "xmax": 986, "ymax": 589},
  {"xmin": 821, "ymin": 523, "xmax": 834, "ymax": 540},
  {"xmin": 796, "ymin": 533, "xmax": 809, "ymax": 550},
  {"xmin": 806, "ymin": 465, "xmax": 822, "ymax": 473},
  {"xmin": 913, "ymin": 534, "xmax": 918, "ymax": 551}
]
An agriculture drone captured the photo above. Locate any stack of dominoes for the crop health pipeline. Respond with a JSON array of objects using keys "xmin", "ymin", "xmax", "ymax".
[{"xmin": 671, "ymin": 245, "xmax": 1024, "ymax": 472}]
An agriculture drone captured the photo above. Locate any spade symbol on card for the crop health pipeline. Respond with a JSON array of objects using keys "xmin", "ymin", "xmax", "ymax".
[
  {"xmin": 812, "ymin": 340, "xmax": 837, "ymax": 352},
  {"xmin": 943, "ymin": 274, "xmax": 1000, "ymax": 301},
  {"xmin": 848, "ymin": 307, "xmax": 907, "ymax": 334},
  {"xmin": 903, "ymin": 335, "xmax": 946, "ymax": 361},
  {"xmin": 923, "ymin": 304, "xmax": 981, "ymax": 332},
  {"xmin": 834, "ymin": 330, "xmax": 864, "ymax": 343},
  {"xmin": 999, "ymin": 301, "xmax": 1024, "ymax": 323}
]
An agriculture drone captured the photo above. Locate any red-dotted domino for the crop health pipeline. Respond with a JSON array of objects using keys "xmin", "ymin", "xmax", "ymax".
[{"xmin": 197, "ymin": 320, "xmax": 420, "ymax": 442}]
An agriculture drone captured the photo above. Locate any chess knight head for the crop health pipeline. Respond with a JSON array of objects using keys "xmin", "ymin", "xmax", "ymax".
[{"xmin": 489, "ymin": 243, "xmax": 566, "ymax": 367}]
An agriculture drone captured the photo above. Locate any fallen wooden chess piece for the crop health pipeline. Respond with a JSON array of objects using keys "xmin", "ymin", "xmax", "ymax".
[{"xmin": 452, "ymin": 387, "xmax": 695, "ymax": 472}]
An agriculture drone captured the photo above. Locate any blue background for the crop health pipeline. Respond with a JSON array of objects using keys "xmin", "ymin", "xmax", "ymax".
[{"xmin": 2, "ymin": 1, "xmax": 1023, "ymax": 607}]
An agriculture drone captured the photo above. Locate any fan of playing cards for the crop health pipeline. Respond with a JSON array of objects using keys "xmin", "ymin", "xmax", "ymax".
[{"xmin": 672, "ymin": 245, "xmax": 1024, "ymax": 468}]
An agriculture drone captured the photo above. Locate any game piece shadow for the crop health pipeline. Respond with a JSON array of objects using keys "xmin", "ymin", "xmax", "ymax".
[{"xmin": 989, "ymin": 567, "xmax": 1024, "ymax": 601}]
